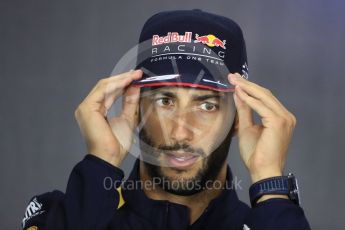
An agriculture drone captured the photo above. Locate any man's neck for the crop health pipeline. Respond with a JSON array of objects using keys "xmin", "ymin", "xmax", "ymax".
[{"xmin": 139, "ymin": 161, "xmax": 228, "ymax": 225}]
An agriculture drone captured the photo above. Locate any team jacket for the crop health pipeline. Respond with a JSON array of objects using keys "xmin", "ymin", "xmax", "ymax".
[{"xmin": 22, "ymin": 154, "xmax": 311, "ymax": 230}]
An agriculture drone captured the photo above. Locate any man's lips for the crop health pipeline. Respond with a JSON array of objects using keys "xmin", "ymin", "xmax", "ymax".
[{"xmin": 164, "ymin": 151, "xmax": 200, "ymax": 169}]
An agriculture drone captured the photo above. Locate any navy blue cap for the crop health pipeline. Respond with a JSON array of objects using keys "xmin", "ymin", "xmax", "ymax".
[{"xmin": 131, "ymin": 9, "xmax": 249, "ymax": 92}]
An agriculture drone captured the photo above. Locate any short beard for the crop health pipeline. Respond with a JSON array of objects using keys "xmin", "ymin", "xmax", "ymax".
[{"xmin": 138, "ymin": 123, "xmax": 235, "ymax": 196}]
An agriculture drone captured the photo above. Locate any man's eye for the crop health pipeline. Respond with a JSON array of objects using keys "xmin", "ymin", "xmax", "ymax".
[
  {"xmin": 155, "ymin": 98, "xmax": 174, "ymax": 107},
  {"xmin": 200, "ymin": 102, "xmax": 218, "ymax": 111}
]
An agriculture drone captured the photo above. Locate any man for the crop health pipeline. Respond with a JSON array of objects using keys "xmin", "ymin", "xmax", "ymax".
[{"xmin": 22, "ymin": 10, "xmax": 311, "ymax": 230}]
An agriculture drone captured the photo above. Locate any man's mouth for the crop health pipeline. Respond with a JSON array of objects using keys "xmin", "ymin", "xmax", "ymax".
[{"xmin": 164, "ymin": 151, "xmax": 200, "ymax": 169}]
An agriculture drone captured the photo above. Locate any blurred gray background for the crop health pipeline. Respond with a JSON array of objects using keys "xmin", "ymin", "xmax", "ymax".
[{"xmin": 1, "ymin": 0, "xmax": 344, "ymax": 229}]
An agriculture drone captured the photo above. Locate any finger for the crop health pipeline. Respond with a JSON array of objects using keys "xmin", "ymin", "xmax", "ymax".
[
  {"xmin": 233, "ymin": 89, "xmax": 254, "ymax": 130},
  {"xmin": 89, "ymin": 69, "xmax": 142, "ymax": 96},
  {"xmin": 86, "ymin": 70, "xmax": 142, "ymax": 106},
  {"xmin": 121, "ymin": 85, "xmax": 141, "ymax": 129},
  {"xmin": 235, "ymin": 85, "xmax": 276, "ymax": 120},
  {"xmin": 105, "ymin": 69, "xmax": 143, "ymax": 85},
  {"xmin": 228, "ymin": 73, "xmax": 289, "ymax": 116}
]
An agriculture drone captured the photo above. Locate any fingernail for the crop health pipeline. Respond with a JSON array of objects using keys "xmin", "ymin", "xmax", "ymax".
[
  {"xmin": 234, "ymin": 74, "xmax": 242, "ymax": 79},
  {"xmin": 134, "ymin": 69, "xmax": 142, "ymax": 74},
  {"xmin": 229, "ymin": 74, "xmax": 237, "ymax": 84},
  {"xmin": 130, "ymin": 69, "xmax": 140, "ymax": 74}
]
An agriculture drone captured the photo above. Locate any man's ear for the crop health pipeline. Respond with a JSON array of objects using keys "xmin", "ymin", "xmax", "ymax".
[{"xmin": 231, "ymin": 112, "xmax": 239, "ymax": 137}]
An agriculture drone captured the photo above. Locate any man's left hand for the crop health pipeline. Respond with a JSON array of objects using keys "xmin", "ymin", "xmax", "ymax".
[{"xmin": 228, "ymin": 73, "xmax": 297, "ymax": 184}]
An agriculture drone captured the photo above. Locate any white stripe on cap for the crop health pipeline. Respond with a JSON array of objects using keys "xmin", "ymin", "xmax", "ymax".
[{"xmin": 138, "ymin": 74, "xmax": 180, "ymax": 82}]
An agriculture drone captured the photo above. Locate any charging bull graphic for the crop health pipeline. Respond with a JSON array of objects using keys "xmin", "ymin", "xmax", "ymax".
[{"xmin": 194, "ymin": 34, "xmax": 227, "ymax": 49}]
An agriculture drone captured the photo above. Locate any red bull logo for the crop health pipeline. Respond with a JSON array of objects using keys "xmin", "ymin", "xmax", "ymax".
[
  {"xmin": 194, "ymin": 34, "xmax": 226, "ymax": 49},
  {"xmin": 152, "ymin": 32, "xmax": 192, "ymax": 46}
]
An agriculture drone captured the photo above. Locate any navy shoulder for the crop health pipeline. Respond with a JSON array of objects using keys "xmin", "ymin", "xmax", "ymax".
[{"xmin": 22, "ymin": 190, "xmax": 65, "ymax": 230}]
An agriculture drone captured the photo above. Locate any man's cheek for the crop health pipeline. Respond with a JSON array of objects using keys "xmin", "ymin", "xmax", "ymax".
[
  {"xmin": 205, "ymin": 118, "xmax": 232, "ymax": 152},
  {"xmin": 156, "ymin": 112, "xmax": 179, "ymax": 138},
  {"xmin": 145, "ymin": 115, "xmax": 172, "ymax": 143}
]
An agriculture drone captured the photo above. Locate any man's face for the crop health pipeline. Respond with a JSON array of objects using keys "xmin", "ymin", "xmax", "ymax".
[{"xmin": 138, "ymin": 86, "xmax": 236, "ymax": 195}]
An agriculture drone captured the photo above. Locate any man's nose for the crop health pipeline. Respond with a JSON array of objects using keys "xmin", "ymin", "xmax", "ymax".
[{"xmin": 170, "ymin": 112, "xmax": 196, "ymax": 142}]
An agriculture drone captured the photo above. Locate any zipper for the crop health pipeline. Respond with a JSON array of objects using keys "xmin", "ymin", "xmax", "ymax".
[{"xmin": 164, "ymin": 201, "xmax": 169, "ymax": 229}]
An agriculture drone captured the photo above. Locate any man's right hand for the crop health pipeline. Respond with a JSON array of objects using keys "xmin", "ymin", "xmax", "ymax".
[{"xmin": 74, "ymin": 70, "xmax": 143, "ymax": 167}]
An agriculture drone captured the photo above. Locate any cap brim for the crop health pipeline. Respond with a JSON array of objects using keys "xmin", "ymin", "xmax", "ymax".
[{"xmin": 131, "ymin": 73, "xmax": 234, "ymax": 92}]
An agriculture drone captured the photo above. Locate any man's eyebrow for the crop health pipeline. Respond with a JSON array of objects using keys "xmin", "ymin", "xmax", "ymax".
[
  {"xmin": 151, "ymin": 90, "xmax": 223, "ymax": 101},
  {"xmin": 191, "ymin": 94, "xmax": 223, "ymax": 101},
  {"xmin": 151, "ymin": 91, "xmax": 176, "ymax": 98}
]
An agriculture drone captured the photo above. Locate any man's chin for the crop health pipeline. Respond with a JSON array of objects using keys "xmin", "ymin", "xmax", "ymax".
[
  {"xmin": 151, "ymin": 162, "xmax": 208, "ymax": 196},
  {"xmin": 160, "ymin": 167, "xmax": 199, "ymax": 181}
]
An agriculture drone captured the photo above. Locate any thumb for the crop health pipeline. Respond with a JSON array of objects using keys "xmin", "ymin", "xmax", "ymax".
[{"xmin": 233, "ymin": 86, "xmax": 254, "ymax": 132}]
